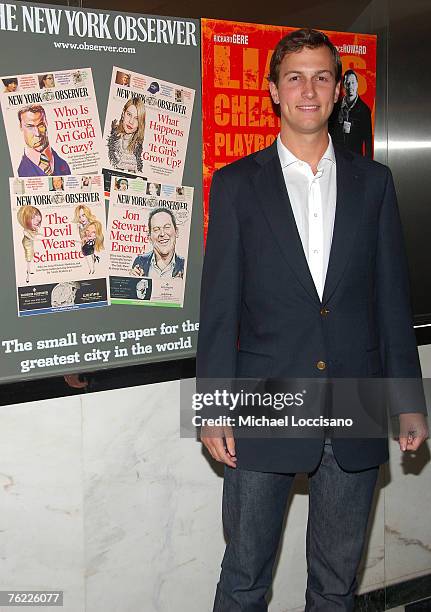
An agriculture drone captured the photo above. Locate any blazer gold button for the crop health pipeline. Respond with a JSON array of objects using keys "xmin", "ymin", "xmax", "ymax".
[
  {"xmin": 320, "ymin": 308, "xmax": 330, "ymax": 316},
  {"xmin": 316, "ymin": 360, "xmax": 326, "ymax": 370}
]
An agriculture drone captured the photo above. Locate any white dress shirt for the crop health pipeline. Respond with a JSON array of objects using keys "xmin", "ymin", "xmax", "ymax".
[
  {"xmin": 277, "ymin": 134, "xmax": 337, "ymax": 301},
  {"xmin": 148, "ymin": 252, "xmax": 175, "ymax": 278}
]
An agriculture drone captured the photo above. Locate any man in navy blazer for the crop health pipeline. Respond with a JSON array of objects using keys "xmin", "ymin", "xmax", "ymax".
[{"xmin": 197, "ymin": 29, "xmax": 428, "ymax": 611}]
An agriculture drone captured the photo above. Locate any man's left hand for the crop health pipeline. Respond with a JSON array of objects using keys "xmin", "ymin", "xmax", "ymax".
[
  {"xmin": 130, "ymin": 265, "xmax": 144, "ymax": 277},
  {"xmin": 398, "ymin": 412, "xmax": 429, "ymax": 451},
  {"xmin": 64, "ymin": 374, "xmax": 88, "ymax": 389}
]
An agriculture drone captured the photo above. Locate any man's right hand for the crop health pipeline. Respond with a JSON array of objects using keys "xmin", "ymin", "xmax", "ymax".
[
  {"xmin": 201, "ymin": 425, "xmax": 237, "ymax": 468},
  {"xmin": 129, "ymin": 266, "xmax": 143, "ymax": 277}
]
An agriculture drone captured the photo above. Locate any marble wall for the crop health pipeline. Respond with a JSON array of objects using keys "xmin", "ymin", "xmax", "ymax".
[{"xmin": 0, "ymin": 345, "xmax": 430, "ymax": 612}]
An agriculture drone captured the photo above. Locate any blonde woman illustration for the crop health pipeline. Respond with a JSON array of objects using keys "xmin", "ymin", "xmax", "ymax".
[
  {"xmin": 73, "ymin": 205, "xmax": 102, "ymax": 273},
  {"xmin": 107, "ymin": 96, "xmax": 146, "ymax": 174},
  {"xmin": 17, "ymin": 205, "xmax": 42, "ymax": 283},
  {"xmin": 81, "ymin": 220, "xmax": 104, "ymax": 274},
  {"xmin": 73, "ymin": 204, "xmax": 97, "ymax": 237}
]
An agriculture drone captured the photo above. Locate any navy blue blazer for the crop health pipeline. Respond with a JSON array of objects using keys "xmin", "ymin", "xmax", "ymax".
[{"xmin": 196, "ymin": 142, "xmax": 425, "ymax": 473}]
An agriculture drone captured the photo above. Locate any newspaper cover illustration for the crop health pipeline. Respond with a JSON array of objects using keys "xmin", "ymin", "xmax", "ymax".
[
  {"xmin": 10, "ymin": 174, "xmax": 109, "ymax": 316},
  {"xmin": 107, "ymin": 175, "xmax": 193, "ymax": 308},
  {"xmin": 102, "ymin": 67, "xmax": 195, "ymax": 186},
  {"xmin": 1, "ymin": 68, "xmax": 103, "ymax": 177}
]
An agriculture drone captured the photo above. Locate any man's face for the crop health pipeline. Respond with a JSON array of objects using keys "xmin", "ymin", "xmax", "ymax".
[
  {"xmin": 20, "ymin": 111, "xmax": 49, "ymax": 152},
  {"xmin": 149, "ymin": 212, "xmax": 177, "ymax": 258},
  {"xmin": 344, "ymin": 74, "xmax": 358, "ymax": 101},
  {"xmin": 148, "ymin": 183, "xmax": 158, "ymax": 196},
  {"xmin": 121, "ymin": 73, "xmax": 130, "ymax": 86},
  {"xmin": 43, "ymin": 74, "xmax": 55, "ymax": 88},
  {"xmin": 269, "ymin": 46, "xmax": 340, "ymax": 137},
  {"xmin": 6, "ymin": 81, "xmax": 17, "ymax": 92}
]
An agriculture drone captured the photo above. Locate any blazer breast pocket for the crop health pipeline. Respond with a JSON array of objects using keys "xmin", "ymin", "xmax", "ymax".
[{"xmin": 237, "ymin": 349, "xmax": 273, "ymax": 379}]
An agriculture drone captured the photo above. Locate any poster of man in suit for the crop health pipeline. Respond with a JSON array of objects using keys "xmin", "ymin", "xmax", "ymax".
[{"xmin": 329, "ymin": 68, "xmax": 373, "ymax": 157}]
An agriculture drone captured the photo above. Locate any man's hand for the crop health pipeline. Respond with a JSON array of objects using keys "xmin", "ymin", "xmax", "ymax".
[
  {"xmin": 398, "ymin": 413, "xmax": 429, "ymax": 452},
  {"xmin": 201, "ymin": 425, "xmax": 237, "ymax": 468},
  {"xmin": 130, "ymin": 265, "xmax": 144, "ymax": 277},
  {"xmin": 64, "ymin": 374, "xmax": 88, "ymax": 389}
]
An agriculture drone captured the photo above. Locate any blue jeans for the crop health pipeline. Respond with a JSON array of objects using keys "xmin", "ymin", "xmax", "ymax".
[{"xmin": 213, "ymin": 443, "xmax": 378, "ymax": 611}]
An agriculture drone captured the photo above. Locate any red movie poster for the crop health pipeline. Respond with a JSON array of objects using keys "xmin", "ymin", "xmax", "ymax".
[{"xmin": 201, "ymin": 18, "xmax": 377, "ymax": 239}]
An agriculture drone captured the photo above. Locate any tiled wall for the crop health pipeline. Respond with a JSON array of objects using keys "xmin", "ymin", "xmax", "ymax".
[{"xmin": 0, "ymin": 346, "xmax": 430, "ymax": 612}]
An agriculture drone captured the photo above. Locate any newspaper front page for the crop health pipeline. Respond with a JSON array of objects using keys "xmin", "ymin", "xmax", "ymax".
[
  {"xmin": 1, "ymin": 68, "xmax": 103, "ymax": 177},
  {"xmin": 10, "ymin": 174, "xmax": 109, "ymax": 316},
  {"xmin": 107, "ymin": 175, "xmax": 193, "ymax": 308},
  {"xmin": 102, "ymin": 66, "xmax": 195, "ymax": 186}
]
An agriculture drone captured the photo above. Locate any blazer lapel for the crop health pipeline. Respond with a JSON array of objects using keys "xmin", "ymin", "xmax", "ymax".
[
  {"xmin": 252, "ymin": 143, "xmax": 320, "ymax": 304},
  {"xmin": 322, "ymin": 147, "xmax": 364, "ymax": 304}
]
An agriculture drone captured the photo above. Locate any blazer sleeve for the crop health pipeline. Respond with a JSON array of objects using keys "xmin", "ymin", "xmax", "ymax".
[
  {"xmin": 196, "ymin": 170, "xmax": 242, "ymax": 379},
  {"xmin": 376, "ymin": 167, "xmax": 427, "ymax": 414}
]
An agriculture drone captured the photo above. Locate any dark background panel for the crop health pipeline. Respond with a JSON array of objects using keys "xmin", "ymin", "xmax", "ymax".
[{"xmin": 0, "ymin": 1, "xmax": 203, "ymax": 383}]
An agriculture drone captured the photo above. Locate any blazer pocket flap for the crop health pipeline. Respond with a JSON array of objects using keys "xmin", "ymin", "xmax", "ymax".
[{"xmin": 237, "ymin": 349, "xmax": 273, "ymax": 378}]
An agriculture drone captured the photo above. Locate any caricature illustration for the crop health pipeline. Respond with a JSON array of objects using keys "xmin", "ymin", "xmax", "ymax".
[
  {"xmin": 73, "ymin": 204, "xmax": 97, "ymax": 237},
  {"xmin": 17, "ymin": 205, "xmax": 42, "ymax": 283},
  {"xmin": 81, "ymin": 220, "xmax": 104, "ymax": 274},
  {"xmin": 107, "ymin": 97, "xmax": 145, "ymax": 174},
  {"xmin": 73, "ymin": 205, "xmax": 104, "ymax": 273}
]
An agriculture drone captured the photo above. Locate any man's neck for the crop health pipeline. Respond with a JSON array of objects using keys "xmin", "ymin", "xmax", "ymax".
[
  {"xmin": 345, "ymin": 94, "xmax": 358, "ymax": 107},
  {"xmin": 25, "ymin": 144, "xmax": 51, "ymax": 165},
  {"xmin": 154, "ymin": 250, "xmax": 174, "ymax": 270},
  {"xmin": 279, "ymin": 128, "xmax": 330, "ymax": 174}
]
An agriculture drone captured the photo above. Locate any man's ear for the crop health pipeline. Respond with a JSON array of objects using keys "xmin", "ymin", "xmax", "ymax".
[
  {"xmin": 269, "ymin": 81, "xmax": 280, "ymax": 105},
  {"xmin": 334, "ymin": 80, "xmax": 341, "ymax": 103}
]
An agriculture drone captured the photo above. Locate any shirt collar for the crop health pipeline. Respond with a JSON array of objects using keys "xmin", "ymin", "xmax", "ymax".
[
  {"xmin": 277, "ymin": 134, "xmax": 335, "ymax": 169},
  {"xmin": 150, "ymin": 251, "xmax": 175, "ymax": 273},
  {"xmin": 25, "ymin": 145, "xmax": 53, "ymax": 166},
  {"xmin": 341, "ymin": 94, "xmax": 358, "ymax": 110}
]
